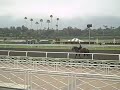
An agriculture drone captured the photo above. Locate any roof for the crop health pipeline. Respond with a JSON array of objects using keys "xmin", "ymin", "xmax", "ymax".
[{"xmin": 68, "ymin": 38, "xmax": 84, "ymax": 43}]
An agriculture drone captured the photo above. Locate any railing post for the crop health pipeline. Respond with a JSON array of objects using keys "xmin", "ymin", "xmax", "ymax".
[
  {"xmin": 26, "ymin": 51, "xmax": 28, "ymax": 57},
  {"xmin": 46, "ymin": 52, "xmax": 48, "ymax": 58},
  {"xmin": 119, "ymin": 54, "xmax": 120, "ymax": 62},
  {"xmin": 8, "ymin": 51, "xmax": 10, "ymax": 56},
  {"xmin": 92, "ymin": 53, "xmax": 94, "ymax": 60},
  {"xmin": 67, "ymin": 53, "xmax": 70, "ymax": 58}
]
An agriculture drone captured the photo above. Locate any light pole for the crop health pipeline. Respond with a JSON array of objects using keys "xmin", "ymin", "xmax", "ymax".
[{"xmin": 87, "ymin": 24, "xmax": 92, "ymax": 45}]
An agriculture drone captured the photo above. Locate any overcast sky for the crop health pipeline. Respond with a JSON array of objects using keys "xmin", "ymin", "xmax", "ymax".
[{"xmin": 0, "ymin": 0, "xmax": 120, "ymax": 29}]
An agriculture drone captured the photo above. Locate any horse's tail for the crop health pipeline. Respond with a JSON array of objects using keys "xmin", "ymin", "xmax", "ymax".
[
  {"xmin": 72, "ymin": 46, "xmax": 79, "ymax": 52},
  {"xmin": 84, "ymin": 48, "xmax": 89, "ymax": 53},
  {"xmin": 87, "ymin": 49, "xmax": 89, "ymax": 53},
  {"xmin": 87, "ymin": 49, "xmax": 90, "ymax": 56},
  {"xmin": 72, "ymin": 47, "xmax": 75, "ymax": 52}
]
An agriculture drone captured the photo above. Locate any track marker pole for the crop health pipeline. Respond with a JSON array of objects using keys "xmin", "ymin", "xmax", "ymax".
[
  {"xmin": 67, "ymin": 53, "xmax": 70, "ymax": 58},
  {"xmin": 92, "ymin": 54, "xmax": 94, "ymax": 60},
  {"xmin": 119, "ymin": 54, "xmax": 120, "ymax": 62},
  {"xmin": 26, "ymin": 51, "xmax": 28, "ymax": 57},
  {"xmin": 46, "ymin": 52, "xmax": 48, "ymax": 58},
  {"xmin": 8, "ymin": 51, "xmax": 10, "ymax": 56}
]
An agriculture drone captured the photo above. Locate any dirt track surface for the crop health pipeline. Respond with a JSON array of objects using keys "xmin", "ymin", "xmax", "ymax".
[
  {"xmin": 0, "ymin": 48, "xmax": 120, "ymax": 61},
  {"xmin": 0, "ymin": 48, "xmax": 120, "ymax": 90}
]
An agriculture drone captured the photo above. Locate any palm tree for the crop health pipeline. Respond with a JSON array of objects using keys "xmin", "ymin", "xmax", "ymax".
[
  {"xmin": 56, "ymin": 18, "xmax": 59, "ymax": 30},
  {"xmin": 103, "ymin": 25, "xmax": 108, "ymax": 29},
  {"xmin": 47, "ymin": 20, "xmax": 50, "ymax": 30},
  {"xmin": 30, "ymin": 18, "xmax": 33, "ymax": 29},
  {"xmin": 56, "ymin": 24, "xmax": 58, "ymax": 30},
  {"xmin": 24, "ymin": 17, "xmax": 27, "ymax": 27},
  {"xmin": 40, "ymin": 19, "xmax": 43, "ymax": 30},
  {"xmin": 103, "ymin": 25, "xmax": 108, "ymax": 36},
  {"xmin": 24, "ymin": 17, "xmax": 28, "ymax": 44},
  {"xmin": 111, "ymin": 26, "xmax": 115, "ymax": 41},
  {"xmin": 110, "ymin": 26, "xmax": 114, "ymax": 30},
  {"xmin": 50, "ymin": 15, "xmax": 53, "ymax": 29},
  {"xmin": 35, "ymin": 22, "xmax": 39, "ymax": 30}
]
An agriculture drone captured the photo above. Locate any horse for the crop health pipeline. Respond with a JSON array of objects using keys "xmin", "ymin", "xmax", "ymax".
[
  {"xmin": 72, "ymin": 45, "xmax": 89, "ymax": 58},
  {"xmin": 80, "ymin": 48, "xmax": 89, "ymax": 56}
]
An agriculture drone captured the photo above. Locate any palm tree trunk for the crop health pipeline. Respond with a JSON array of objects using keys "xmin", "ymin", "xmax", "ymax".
[
  {"xmin": 57, "ymin": 20, "xmax": 59, "ymax": 30},
  {"xmin": 41, "ymin": 22, "xmax": 42, "ymax": 30},
  {"xmin": 31, "ymin": 21, "xmax": 32, "ymax": 29},
  {"xmin": 50, "ymin": 15, "xmax": 53, "ymax": 30},
  {"xmin": 48, "ymin": 23, "xmax": 49, "ymax": 30}
]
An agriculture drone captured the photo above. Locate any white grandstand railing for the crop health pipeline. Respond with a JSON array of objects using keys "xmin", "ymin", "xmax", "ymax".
[
  {"xmin": 0, "ymin": 67, "xmax": 120, "ymax": 81},
  {"xmin": 0, "ymin": 50, "xmax": 120, "ymax": 62},
  {"xmin": 0, "ymin": 57, "xmax": 119, "ymax": 76},
  {"xmin": 0, "ymin": 66, "xmax": 120, "ymax": 90}
]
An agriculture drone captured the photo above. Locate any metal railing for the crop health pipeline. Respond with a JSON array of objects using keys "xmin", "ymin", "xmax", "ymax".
[
  {"xmin": 0, "ymin": 67, "xmax": 120, "ymax": 90},
  {"xmin": 0, "ymin": 50, "xmax": 120, "ymax": 62},
  {"xmin": 0, "ymin": 49, "xmax": 120, "ymax": 90}
]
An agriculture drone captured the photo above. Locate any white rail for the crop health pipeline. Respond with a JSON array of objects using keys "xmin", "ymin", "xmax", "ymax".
[
  {"xmin": 0, "ymin": 50, "xmax": 120, "ymax": 62},
  {"xmin": 1, "ymin": 67, "xmax": 120, "ymax": 81}
]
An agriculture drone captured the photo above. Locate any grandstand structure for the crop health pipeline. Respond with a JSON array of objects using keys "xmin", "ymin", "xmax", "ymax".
[{"xmin": 0, "ymin": 50, "xmax": 120, "ymax": 90}]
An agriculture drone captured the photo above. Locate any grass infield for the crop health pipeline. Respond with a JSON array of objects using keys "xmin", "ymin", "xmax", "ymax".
[{"xmin": 0, "ymin": 44, "xmax": 120, "ymax": 50}]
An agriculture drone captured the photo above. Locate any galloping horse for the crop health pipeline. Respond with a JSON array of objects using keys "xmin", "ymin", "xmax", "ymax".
[{"xmin": 72, "ymin": 45, "xmax": 89, "ymax": 58}]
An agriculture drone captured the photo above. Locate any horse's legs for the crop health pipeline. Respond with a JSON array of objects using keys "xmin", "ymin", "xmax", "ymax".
[
  {"xmin": 75, "ymin": 54, "xmax": 80, "ymax": 58},
  {"xmin": 75, "ymin": 54, "xmax": 77, "ymax": 58}
]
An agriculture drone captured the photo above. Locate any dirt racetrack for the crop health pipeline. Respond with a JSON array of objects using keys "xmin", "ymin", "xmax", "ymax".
[{"xmin": 0, "ymin": 48, "xmax": 120, "ymax": 90}]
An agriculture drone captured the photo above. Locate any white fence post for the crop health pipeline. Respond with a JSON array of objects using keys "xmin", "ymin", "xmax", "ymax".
[
  {"xmin": 67, "ymin": 53, "xmax": 70, "ymax": 58},
  {"xmin": 119, "ymin": 54, "xmax": 120, "ymax": 62},
  {"xmin": 26, "ymin": 51, "xmax": 28, "ymax": 57},
  {"xmin": 8, "ymin": 51, "xmax": 10, "ymax": 56},
  {"xmin": 92, "ymin": 53, "xmax": 94, "ymax": 60},
  {"xmin": 46, "ymin": 52, "xmax": 48, "ymax": 58}
]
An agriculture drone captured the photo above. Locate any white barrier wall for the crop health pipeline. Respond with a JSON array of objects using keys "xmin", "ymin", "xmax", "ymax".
[{"xmin": 0, "ymin": 50, "xmax": 120, "ymax": 61}]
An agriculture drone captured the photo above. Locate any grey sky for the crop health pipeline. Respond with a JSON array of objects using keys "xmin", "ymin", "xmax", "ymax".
[{"xmin": 0, "ymin": 0, "xmax": 120, "ymax": 29}]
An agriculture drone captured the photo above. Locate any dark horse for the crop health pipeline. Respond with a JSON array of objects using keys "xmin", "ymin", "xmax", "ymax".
[{"xmin": 72, "ymin": 45, "xmax": 89, "ymax": 58}]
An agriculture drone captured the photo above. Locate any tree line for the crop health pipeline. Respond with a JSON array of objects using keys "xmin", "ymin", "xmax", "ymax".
[{"xmin": 0, "ymin": 25, "xmax": 120, "ymax": 40}]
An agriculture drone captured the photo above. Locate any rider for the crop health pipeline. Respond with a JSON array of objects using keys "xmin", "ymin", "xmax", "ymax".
[{"xmin": 78, "ymin": 44, "xmax": 82, "ymax": 49}]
